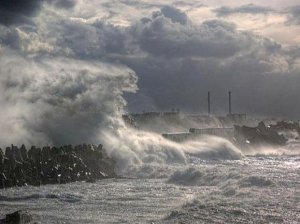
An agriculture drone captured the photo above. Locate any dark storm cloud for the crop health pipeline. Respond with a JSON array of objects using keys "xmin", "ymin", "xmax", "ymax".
[
  {"xmin": 1, "ymin": 2, "xmax": 299, "ymax": 120},
  {"xmin": 0, "ymin": 0, "xmax": 75, "ymax": 25},
  {"xmin": 214, "ymin": 4, "xmax": 274, "ymax": 17},
  {"xmin": 40, "ymin": 4, "xmax": 293, "ymax": 118},
  {"xmin": 1, "ymin": 4, "xmax": 275, "ymax": 60},
  {"xmin": 125, "ymin": 53, "xmax": 300, "ymax": 118},
  {"xmin": 120, "ymin": 6, "xmax": 300, "ymax": 118},
  {"xmin": 0, "ymin": 0, "xmax": 41, "ymax": 25}
]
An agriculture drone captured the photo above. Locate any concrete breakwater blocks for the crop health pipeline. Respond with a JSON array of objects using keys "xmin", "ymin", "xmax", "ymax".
[
  {"xmin": 0, "ymin": 210, "xmax": 32, "ymax": 224},
  {"xmin": 0, "ymin": 144, "xmax": 117, "ymax": 189}
]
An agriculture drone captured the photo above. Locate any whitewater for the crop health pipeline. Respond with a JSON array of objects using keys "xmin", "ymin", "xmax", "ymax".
[{"xmin": 0, "ymin": 136, "xmax": 299, "ymax": 223}]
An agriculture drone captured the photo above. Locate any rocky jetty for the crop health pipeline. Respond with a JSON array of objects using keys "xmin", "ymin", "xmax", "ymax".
[
  {"xmin": 0, "ymin": 144, "xmax": 116, "ymax": 189},
  {"xmin": 269, "ymin": 121, "xmax": 300, "ymax": 135},
  {"xmin": 234, "ymin": 122, "xmax": 287, "ymax": 146}
]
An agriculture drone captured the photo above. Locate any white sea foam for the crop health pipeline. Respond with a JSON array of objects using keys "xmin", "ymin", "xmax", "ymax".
[{"xmin": 101, "ymin": 127, "xmax": 244, "ymax": 176}]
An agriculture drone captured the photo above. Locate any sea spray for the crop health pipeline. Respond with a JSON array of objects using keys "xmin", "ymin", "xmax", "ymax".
[
  {"xmin": 102, "ymin": 126, "xmax": 244, "ymax": 177},
  {"xmin": 0, "ymin": 47, "xmax": 244, "ymax": 180},
  {"xmin": 240, "ymin": 143, "xmax": 300, "ymax": 156},
  {"xmin": 181, "ymin": 135, "xmax": 243, "ymax": 160},
  {"xmin": 0, "ymin": 48, "xmax": 137, "ymax": 147}
]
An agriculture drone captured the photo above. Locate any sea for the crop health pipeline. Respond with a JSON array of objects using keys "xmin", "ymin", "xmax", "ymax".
[{"xmin": 0, "ymin": 138, "xmax": 299, "ymax": 223}]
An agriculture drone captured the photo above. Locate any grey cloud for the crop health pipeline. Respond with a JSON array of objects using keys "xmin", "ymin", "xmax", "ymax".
[
  {"xmin": 173, "ymin": 1, "xmax": 204, "ymax": 8},
  {"xmin": 159, "ymin": 6, "xmax": 188, "ymax": 25},
  {"xmin": 1, "ymin": 1, "xmax": 300, "ymax": 140},
  {"xmin": 103, "ymin": 0, "xmax": 162, "ymax": 10},
  {"xmin": 120, "ymin": 7, "xmax": 300, "ymax": 118},
  {"xmin": 286, "ymin": 5, "xmax": 300, "ymax": 25},
  {"xmin": 125, "ymin": 51, "xmax": 300, "ymax": 118},
  {"xmin": 5, "ymin": 5, "xmax": 253, "ymax": 60},
  {"xmin": 0, "ymin": 17, "xmax": 132, "ymax": 58},
  {"xmin": 43, "ymin": 5, "xmax": 295, "ymax": 118},
  {"xmin": 131, "ymin": 16, "xmax": 253, "ymax": 58},
  {"xmin": 51, "ymin": 0, "xmax": 76, "ymax": 9},
  {"xmin": 53, "ymin": 20, "xmax": 133, "ymax": 59},
  {"xmin": 215, "ymin": 4, "xmax": 274, "ymax": 17},
  {"xmin": 0, "ymin": 28, "xmax": 22, "ymax": 49}
]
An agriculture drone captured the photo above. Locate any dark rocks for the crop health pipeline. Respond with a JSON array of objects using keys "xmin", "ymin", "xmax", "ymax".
[
  {"xmin": 0, "ymin": 144, "xmax": 117, "ymax": 189},
  {"xmin": 234, "ymin": 122, "xmax": 287, "ymax": 146},
  {"xmin": 269, "ymin": 121, "xmax": 300, "ymax": 138},
  {"xmin": 0, "ymin": 210, "xmax": 32, "ymax": 224}
]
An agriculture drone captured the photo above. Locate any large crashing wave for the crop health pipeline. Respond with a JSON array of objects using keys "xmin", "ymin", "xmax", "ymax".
[
  {"xmin": 0, "ymin": 48, "xmax": 137, "ymax": 147},
  {"xmin": 0, "ymin": 47, "xmax": 244, "ymax": 178}
]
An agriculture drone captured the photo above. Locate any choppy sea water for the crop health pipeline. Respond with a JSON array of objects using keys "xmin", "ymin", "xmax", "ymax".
[{"xmin": 0, "ymin": 154, "xmax": 299, "ymax": 223}]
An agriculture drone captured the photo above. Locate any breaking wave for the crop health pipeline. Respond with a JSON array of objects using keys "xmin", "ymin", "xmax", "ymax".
[
  {"xmin": 0, "ymin": 47, "xmax": 245, "ymax": 179},
  {"xmin": 102, "ymin": 129, "xmax": 244, "ymax": 177}
]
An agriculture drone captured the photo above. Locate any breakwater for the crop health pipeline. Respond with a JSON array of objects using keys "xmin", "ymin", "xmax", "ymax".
[{"xmin": 0, "ymin": 144, "xmax": 116, "ymax": 189}]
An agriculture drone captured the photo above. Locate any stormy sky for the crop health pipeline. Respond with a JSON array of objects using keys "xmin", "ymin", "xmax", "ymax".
[{"xmin": 1, "ymin": 0, "xmax": 300, "ymax": 145}]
